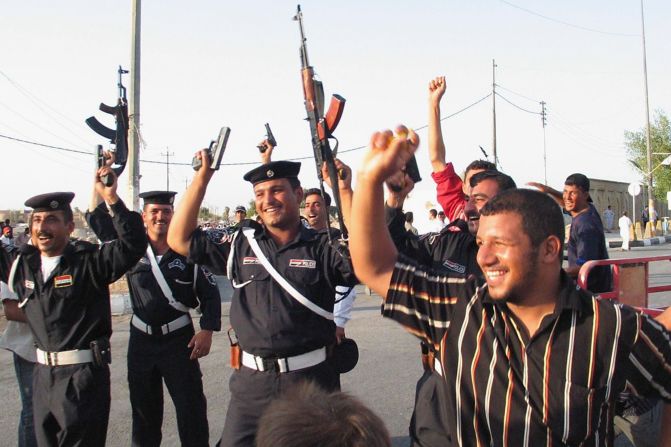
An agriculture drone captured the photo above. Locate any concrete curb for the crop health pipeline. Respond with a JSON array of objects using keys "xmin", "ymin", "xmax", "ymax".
[{"xmin": 608, "ymin": 235, "xmax": 671, "ymax": 249}]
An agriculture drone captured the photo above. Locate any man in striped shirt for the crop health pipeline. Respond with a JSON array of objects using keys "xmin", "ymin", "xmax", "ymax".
[{"xmin": 349, "ymin": 127, "xmax": 671, "ymax": 446}]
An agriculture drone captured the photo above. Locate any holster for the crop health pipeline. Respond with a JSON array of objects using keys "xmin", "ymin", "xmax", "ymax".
[
  {"xmin": 89, "ymin": 337, "xmax": 112, "ymax": 368},
  {"xmin": 228, "ymin": 328, "xmax": 241, "ymax": 370}
]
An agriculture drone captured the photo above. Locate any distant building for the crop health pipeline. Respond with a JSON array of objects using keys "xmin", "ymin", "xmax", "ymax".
[{"xmin": 589, "ymin": 178, "xmax": 666, "ymax": 225}]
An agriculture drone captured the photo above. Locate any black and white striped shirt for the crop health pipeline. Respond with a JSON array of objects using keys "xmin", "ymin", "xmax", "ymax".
[{"xmin": 384, "ymin": 254, "xmax": 671, "ymax": 446}]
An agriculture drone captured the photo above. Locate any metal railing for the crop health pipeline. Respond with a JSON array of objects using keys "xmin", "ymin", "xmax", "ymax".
[{"xmin": 578, "ymin": 255, "xmax": 671, "ymax": 317}]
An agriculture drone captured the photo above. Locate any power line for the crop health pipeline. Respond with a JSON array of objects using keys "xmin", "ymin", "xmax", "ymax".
[
  {"xmin": 0, "ymin": 92, "xmax": 496, "ymax": 166},
  {"xmin": 498, "ymin": 0, "xmax": 638, "ymax": 37},
  {"xmin": 495, "ymin": 92, "xmax": 541, "ymax": 115},
  {"xmin": 0, "ymin": 69, "xmax": 96, "ymax": 147},
  {"xmin": 496, "ymin": 84, "xmax": 540, "ymax": 103}
]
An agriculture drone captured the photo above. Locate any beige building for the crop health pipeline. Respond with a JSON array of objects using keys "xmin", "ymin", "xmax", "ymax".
[{"xmin": 589, "ymin": 178, "xmax": 667, "ymax": 225}]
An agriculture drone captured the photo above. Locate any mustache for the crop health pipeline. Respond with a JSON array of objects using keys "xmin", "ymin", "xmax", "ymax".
[{"xmin": 37, "ymin": 231, "xmax": 54, "ymax": 239}]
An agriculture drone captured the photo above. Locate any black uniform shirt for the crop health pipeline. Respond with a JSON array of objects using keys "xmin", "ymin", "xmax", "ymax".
[
  {"xmin": 87, "ymin": 203, "xmax": 221, "ymax": 331},
  {"xmin": 386, "ymin": 205, "xmax": 480, "ymax": 280},
  {"xmin": 127, "ymin": 249, "xmax": 221, "ymax": 331},
  {"xmin": 10, "ymin": 200, "xmax": 147, "ymax": 352},
  {"xmin": 188, "ymin": 220, "xmax": 357, "ymax": 358}
]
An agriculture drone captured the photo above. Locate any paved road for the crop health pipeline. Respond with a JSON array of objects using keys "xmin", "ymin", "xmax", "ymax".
[{"xmin": 1, "ymin": 243, "xmax": 670, "ymax": 446}]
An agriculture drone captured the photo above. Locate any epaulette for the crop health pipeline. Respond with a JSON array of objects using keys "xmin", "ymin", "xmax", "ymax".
[{"xmin": 71, "ymin": 239, "xmax": 99, "ymax": 253}]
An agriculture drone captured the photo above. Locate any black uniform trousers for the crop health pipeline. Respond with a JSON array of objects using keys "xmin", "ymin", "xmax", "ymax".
[
  {"xmin": 33, "ymin": 363, "xmax": 110, "ymax": 447},
  {"xmin": 409, "ymin": 369, "xmax": 451, "ymax": 447},
  {"xmin": 128, "ymin": 324, "xmax": 209, "ymax": 447},
  {"xmin": 217, "ymin": 361, "xmax": 339, "ymax": 447}
]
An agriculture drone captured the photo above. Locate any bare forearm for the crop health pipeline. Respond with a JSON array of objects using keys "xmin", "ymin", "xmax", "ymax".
[
  {"xmin": 350, "ymin": 175, "xmax": 397, "ymax": 298},
  {"xmin": 428, "ymin": 102, "xmax": 446, "ymax": 173},
  {"xmin": 340, "ymin": 187, "xmax": 353, "ymax": 231},
  {"xmin": 168, "ymin": 178, "xmax": 207, "ymax": 256},
  {"xmin": 2, "ymin": 300, "xmax": 26, "ymax": 322}
]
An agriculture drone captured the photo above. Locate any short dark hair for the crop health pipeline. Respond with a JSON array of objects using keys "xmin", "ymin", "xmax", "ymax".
[
  {"xmin": 405, "ymin": 211, "xmax": 414, "ymax": 223},
  {"xmin": 256, "ymin": 382, "xmax": 391, "ymax": 447},
  {"xmin": 469, "ymin": 170, "xmax": 517, "ymax": 191},
  {"xmin": 429, "ymin": 209, "xmax": 437, "ymax": 218},
  {"xmin": 304, "ymin": 188, "xmax": 332, "ymax": 207},
  {"xmin": 480, "ymin": 189, "xmax": 564, "ymax": 252},
  {"xmin": 464, "ymin": 159, "xmax": 497, "ymax": 176}
]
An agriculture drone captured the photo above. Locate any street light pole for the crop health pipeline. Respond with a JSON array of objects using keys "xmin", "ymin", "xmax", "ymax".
[{"xmin": 640, "ymin": 0, "xmax": 655, "ymax": 228}]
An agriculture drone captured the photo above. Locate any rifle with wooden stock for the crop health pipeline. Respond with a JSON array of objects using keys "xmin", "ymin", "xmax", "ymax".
[{"xmin": 293, "ymin": 5, "xmax": 348, "ymax": 242}]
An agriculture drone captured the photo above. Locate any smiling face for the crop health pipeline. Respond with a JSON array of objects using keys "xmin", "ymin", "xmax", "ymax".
[
  {"xmin": 464, "ymin": 178, "xmax": 501, "ymax": 236},
  {"xmin": 142, "ymin": 204, "xmax": 173, "ymax": 239},
  {"xmin": 562, "ymin": 184, "xmax": 589, "ymax": 215},
  {"xmin": 30, "ymin": 210, "xmax": 74, "ymax": 257},
  {"xmin": 253, "ymin": 178, "xmax": 303, "ymax": 230},
  {"xmin": 476, "ymin": 212, "xmax": 538, "ymax": 304},
  {"xmin": 303, "ymin": 193, "xmax": 328, "ymax": 231}
]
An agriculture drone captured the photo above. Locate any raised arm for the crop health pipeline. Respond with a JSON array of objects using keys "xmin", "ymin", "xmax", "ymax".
[
  {"xmin": 527, "ymin": 182, "xmax": 564, "ymax": 208},
  {"xmin": 168, "ymin": 149, "xmax": 215, "ymax": 257},
  {"xmin": 428, "ymin": 76, "xmax": 447, "ymax": 173},
  {"xmin": 350, "ymin": 126, "xmax": 419, "ymax": 297},
  {"xmin": 322, "ymin": 159, "xmax": 353, "ymax": 231}
]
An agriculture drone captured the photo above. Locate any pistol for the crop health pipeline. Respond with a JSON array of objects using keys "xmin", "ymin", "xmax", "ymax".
[
  {"xmin": 96, "ymin": 145, "xmax": 114, "ymax": 187},
  {"xmin": 257, "ymin": 123, "xmax": 277, "ymax": 153},
  {"xmin": 192, "ymin": 127, "xmax": 231, "ymax": 171}
]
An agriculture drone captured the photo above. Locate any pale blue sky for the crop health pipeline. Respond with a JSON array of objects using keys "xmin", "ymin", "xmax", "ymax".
[{"xmin": 2, "ymin": 1, "xmax": 670, "ymax": 227}]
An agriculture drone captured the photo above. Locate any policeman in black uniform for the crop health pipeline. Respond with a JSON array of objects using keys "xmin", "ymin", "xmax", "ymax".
[
  {"xmin": 167, "ymin": 151, "xmax": 357, "ymax": 447},
  {"xmin": 7, "ymin": 167, "xmax": 147, "ymax": 446},
  {"xmin": 87, "ymin": 190, "xmax": 221, "ymax": 447},
  {"xmin": 384, "ymin": 170, "xmax": 516, "ymax": 447}
]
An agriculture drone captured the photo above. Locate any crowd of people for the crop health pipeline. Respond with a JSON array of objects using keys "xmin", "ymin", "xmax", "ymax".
[{"xmin": 1, "ymin": 76, "xmax": 670, "ymax": 447}]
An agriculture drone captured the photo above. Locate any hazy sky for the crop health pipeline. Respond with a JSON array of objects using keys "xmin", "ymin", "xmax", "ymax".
[{"xmin": 2, "ymin": 1, "xmax": 670, "ymax": 229}]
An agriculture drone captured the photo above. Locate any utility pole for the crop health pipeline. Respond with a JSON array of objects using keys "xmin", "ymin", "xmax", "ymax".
[
  {"xmin": 162, "ymin": 149, "xmax": 174, "ymax": 191},
  {"xmin": 540, "ymin": 101, "xmax": 547, "ymax": 185},
  {"xmin": 492, "ymin": 59, "xmax": 498, "ymax": 167},
  {"xmin": 127, "ymin": 0, "xmax": 142, "ymax": 210},
  {"xmin": 640, "ymin": 0, "xmax": 655, "ymax": 229}
]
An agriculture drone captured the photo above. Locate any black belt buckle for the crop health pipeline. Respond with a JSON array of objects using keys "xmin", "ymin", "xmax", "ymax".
[
  {"xmin": 261, "ymin": 357, "xmax": 279, "ymax": 372},
  {"xmin": 150, "ymin": 325, "xmax": 164, "ymax": 336}
]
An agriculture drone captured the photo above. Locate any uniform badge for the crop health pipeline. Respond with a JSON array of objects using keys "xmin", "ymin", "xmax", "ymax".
[
  {"xmin": 54, "ymin": 275, "xmax": 73, "ymax": 288},
  {"xmin": 201, "ymin": 267, "xmax": 217, "ymax": 285},
  {"xmin": 289, "ymin": 259, "xmax": 317, "ymax": 269},
  {"xmin": 243, "ymin": 257, "xmax": 260, "ymax": 265},
  {"xmin": 266, "ymin": 169, "xmax": 274, "ymax": 178},
  {"xmin": 168, "ymin": 258, "xmax": 186, "ymax": 271},
  {"xmin": 442, "ymin": 259, "xmax": 466, "ymax": 274},
  {"xmin": 24, "ymin": 280, "xmax": 34, "ymax": 290}
]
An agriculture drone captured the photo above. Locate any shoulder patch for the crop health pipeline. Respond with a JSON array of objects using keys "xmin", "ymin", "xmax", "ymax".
[
  {"xmin": 289, "ymin": 259, "xmax": 317, "ymax": 269},
  {"xmin": 442, "ymin": 259, "xmax": 466, "ymax": 275},
  {"xmin": 54, "ymin": 275, "xmax": 73, "ymax": 288},
  {"xmin": 168, "ymin": 258, "xmax": 186, "ymax": 271}
]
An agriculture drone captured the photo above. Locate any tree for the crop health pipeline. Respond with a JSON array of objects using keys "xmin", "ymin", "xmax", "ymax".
[
  {"xmin": 625, "ymin": 110, "xmax": 671, "ymax": 200},
  {"xmin": 199, "ymin": 207, "xmax": 212, "ymax": 220},
  {"xmin": 247, "ymin": 199, "xmax": 256, "ymax": 217}
]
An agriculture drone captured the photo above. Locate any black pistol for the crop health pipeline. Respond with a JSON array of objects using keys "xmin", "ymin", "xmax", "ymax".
[
  {"xmin": 192, "ymin": 127, "xmax": 231, "ymax": 171},
  {"xmin": 96, "ymin": 145, "xmax": 114, "ymax": 187},
  {"xmin": 257, "ymin": 123, "xmax": 277, "ymax": 153}
]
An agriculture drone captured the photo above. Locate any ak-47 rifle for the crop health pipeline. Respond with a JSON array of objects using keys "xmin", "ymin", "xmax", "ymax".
[
  {"xmin": 86, "ymin": 66, "xmax": 129, "ymax": 180},
  {"xmin": 293, "ymin": 5, "xmax": 348, "ymax": 241}
]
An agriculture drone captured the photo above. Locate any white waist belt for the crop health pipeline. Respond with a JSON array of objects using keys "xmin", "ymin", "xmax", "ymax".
[
  {"xmin": 36, "ymin": 348, "xmax": 93, "ymax": 366},
  {"xmin": 131, "ymin": 314, "xmax": 191, "ymax": 336},
  {"xmin": 241, "ymin": 347, "xmax": 326, "ymax": 373},
  {"xmin": 434, "ymin": 357, "xmax": 443, "ymax": 377}
]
